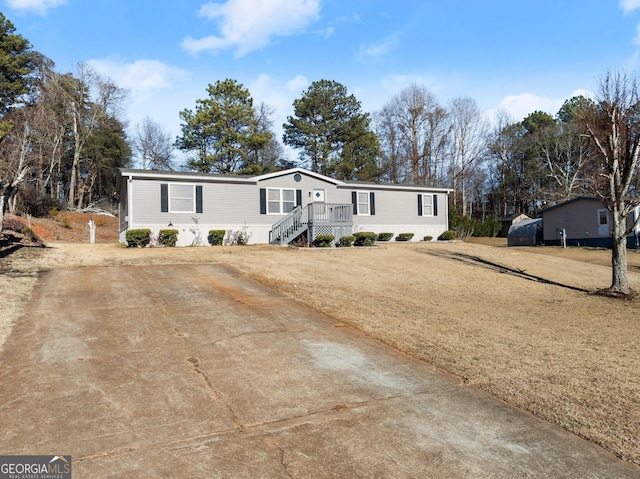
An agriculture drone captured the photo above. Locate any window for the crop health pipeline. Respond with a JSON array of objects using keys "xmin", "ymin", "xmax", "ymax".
[
  {"xmin": 418, "ymin": 194, "xmax": 437, "ymax": 217},
  {"xmin": 267, "ymin": 188, "xmax": 296, "ymax": 214},
  {"xmin": 598, "ymin": 209, "xmax": 608, "ymax": 225},
  {"xmin": 161, "ymin": 183, "xmax": 202, "ymax": 213},
  {"xmin": 422, "ymin": 194, "xmax": 433, "ymax": 216},
  {"xmin": 351, "ymin": 191, "xmax": 375, "ymax": 215},
  {"xmin": 170, "ymin": 184, "xmax": 195, "ymax": 213},
  {"xmin": 357, "ymin": 191, "xmax": 370, "ymax": 215}
]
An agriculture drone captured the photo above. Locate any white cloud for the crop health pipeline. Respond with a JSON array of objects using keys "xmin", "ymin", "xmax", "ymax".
[
  {"xmin": 181, "ymin": 0, "xmax": 321, "ymax": 57},
  {"xmin": 5, "ymin": 0, "xmax": 66, "ymax": 15},
  {"xmin": 358, "ymin": 34, "xmax": 399, "ymax": 62},
  {"xmin": 87, "ymin": 58, "xmax": 189, "ymax": 103},
  {"xmin": 485, "ymin": 89, "xmax": 594, "ymax": 124},
  {"xmin": 621, "ymin": 0, "xmax": 640, "ymax": 14}
]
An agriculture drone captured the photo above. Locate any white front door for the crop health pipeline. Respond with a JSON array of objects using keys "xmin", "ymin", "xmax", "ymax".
[
  {"xmin": 597, "ymin": 209, "xmax": 610, "ymax": 236},
  {"xmin": 312, "ymin": 189, "xmax": 326, "ymax": 202}
]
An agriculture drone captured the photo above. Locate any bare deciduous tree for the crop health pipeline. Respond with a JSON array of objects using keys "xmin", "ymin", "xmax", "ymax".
[
  {"xmin": 378, "ymin": 84, "xmax": 449, "ymax": 186},
  {"xmin": 584, "ymin": 70, "xmax": 640, "ymax": 295},
  {"xmin": 132, "ymin": 117, "xmax": 174, "ymax": 170},
  {"xmin": 0, "ymin": 108, "xmax": 35, "ymax": 232},
  {"xmin": 538, "ymin": 121, "xmax": 589, "ymax": 202},
  {"xmin": 448, "ymin": 96, "xmax": 488, "ymax": 215}
]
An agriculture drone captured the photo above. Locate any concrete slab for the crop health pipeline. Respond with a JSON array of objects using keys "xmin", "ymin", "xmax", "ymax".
[{"xmin": 0, "ymin": 263, "xmax": 637, "ymax": 478}]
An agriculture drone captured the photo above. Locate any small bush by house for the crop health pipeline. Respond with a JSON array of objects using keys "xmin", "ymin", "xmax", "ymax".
[
  {"xmin": 208, "ymin": 229, "xmax": 226, "ymax": 246},
  {"xmin": 225, "ymin": 229, "xmax": 250, "ymax": 245},
  {"xmin": 354, "ymin": 231, "xmax": 377, "ymax": 247},
  {"xmin": 423, "ymin": 235, "xmax": 433, "ymax": 242},
  {"xmin": 377, "ymin": 232, "xmax": 394, "ymax": 242},
  {"xmin": 395, "ymin": 233, "xmax": 414, "ymax": 242},
  {"xmin": 126, "ymin": 228, "xmax": 151, "ymax": 247},
  {"xmin": 158, "ymin": 229, "xmax": 178, "ymax": 247},
  {"xmin": 438, "ymin": 230, "xmax": 456, "ymax": 241},
  {"xmin": 312, "ymin": 234, "xmax": 335, "ymax": 247},
  {"xmin": 338, "ymin": 235, "xmax": 355, "ymax": 247}
]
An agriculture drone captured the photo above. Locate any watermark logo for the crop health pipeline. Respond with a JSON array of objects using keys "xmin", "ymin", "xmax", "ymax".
[{"xmin": 0, "ymin": 455, "xmax": 71, "ymax": 479}]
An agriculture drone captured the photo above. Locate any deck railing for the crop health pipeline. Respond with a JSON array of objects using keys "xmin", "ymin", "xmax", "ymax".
[
  {"xmin": 270, "ymin": 203, "xmax": 353, "ymax": 244},
  {"xmin": 307, "ymin": 203, "xmax": 353, "ymax": 224}
]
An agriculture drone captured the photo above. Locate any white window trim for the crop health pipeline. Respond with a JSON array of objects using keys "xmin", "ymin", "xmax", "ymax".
[
  {"xmin": 357, "ymin": 191, "xmax": 371, "ymax": 216},
  {"xmin": 421, "ymin": 194, "xmax": 434, "ymax": 217},
  {"xmin": 266, "ymin": 187, "xmax": 296, "ymax": 215},
  {"xmin": 597, "ymin": 208, "xmax": 609, "ymax": 225},
  {"xmin": 169, "ymin": 183, "xmax": 196, "ymax": 213}
]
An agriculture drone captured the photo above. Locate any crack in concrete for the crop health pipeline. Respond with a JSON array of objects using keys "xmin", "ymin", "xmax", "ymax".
[
  {"xmin": 187, "ymin": 356, "xmax": 220, "ymax": 400},
  {"xmin": 74, "ymin": 384, "xmax": 463, "ymax": 465}
]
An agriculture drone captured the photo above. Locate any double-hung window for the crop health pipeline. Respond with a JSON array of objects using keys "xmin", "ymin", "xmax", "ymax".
[
  {"xmin": 170, "ymin": 184, "xmax": 195, "ymax": 213},
  {"xmin": 421, "ymin": 194, "xmax": 433, "ymax": 216},
  {"xmin": 267, "ymin": 188, "xmax": 296, "ymax": 214},
  {"xmin": 161, "ymin": 183, "xmax": 203, "ymax": 213},
  {"xmin": 418, "ymin": 194, "xmax": 437, "ymax": 217},
  {"xmin": 357, "ymin": 191, "xmax": 370, "ymax": 215}
]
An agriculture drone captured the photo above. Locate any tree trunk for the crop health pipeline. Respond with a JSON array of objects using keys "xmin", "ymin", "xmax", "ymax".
[
  {"xmin": 0, "ymin": 184, "xmax": 12, "ymax": 234},
  {"xmin": 610, "ymin": 215, "xmax": 630, "ymax": 294}
]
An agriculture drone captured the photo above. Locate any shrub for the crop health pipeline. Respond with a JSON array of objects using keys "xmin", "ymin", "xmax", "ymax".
[
  {"xmin": 353, "ymin": 231, "xmax": 377, "ymax": 247},
  {"xmin": 423, "ymin": 235, "xmax": 433, "ymax": 242},
  {"xmin": 338, "ymin": 235, "xmax": 355, "ymax": 247},
  {"xmin": 377, "ymin": 232, "xmax": 394, "ymax": 242},
  {"xmin": 438, "ymin": 230, "xmax": 456, "ymax": 241},
  {"xmin": 17, "ymin": 187, "xmax": 62, "ymax": 217},
  {"xmin": 225, "ymin": 229, "xmax": 251, "ymax": 246},
  {"xmin": 312, "ymin": 234, "xmax": 335, "ymax": 247},
  {"xmin": 58, "ymin": 216, "xmax": 72, "ymax": 229},
  {"xmin": 208, "ymin": 229, "xmax": 226, "ymax": 246},
  {"xmin": 158, "ymin": 229, "xmax": 178, "ymax": 247},
  {"xmin": 126, "ymin": 228, "xmax": 151, "ymax": 247},
  {"xmin": 395, "ymin": 232, "xmax": 414, "ymax": 242},
  {"xmin": 475, "ymin": 216, "xmax": 502, "ymax": 237}
]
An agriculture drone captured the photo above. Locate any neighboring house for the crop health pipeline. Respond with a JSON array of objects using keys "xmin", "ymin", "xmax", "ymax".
[
  {"xmin": 116, "ymin": 167, "xmax": 452, "ymax": 246},
  {"xmin": 499, "ymin": 213, "xmax": 531, "ymax": 237},
  {"xmin": 540, "ymin": 196, "xmax": 640, "ymax": 248}
]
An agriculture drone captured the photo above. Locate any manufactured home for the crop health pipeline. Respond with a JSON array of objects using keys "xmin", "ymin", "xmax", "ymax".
[
  {"xmin": 541, "ymin": 196, "xmax": 640, "ymax": 249},
  {"xmin": 116, "ymin": 168, "xmax": 452, "ymax": 246}
]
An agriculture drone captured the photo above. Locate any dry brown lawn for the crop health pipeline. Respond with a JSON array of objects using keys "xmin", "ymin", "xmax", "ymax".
[{"xmin": 0, "ymin": 232, "xmax": 639, "ymax": 466}]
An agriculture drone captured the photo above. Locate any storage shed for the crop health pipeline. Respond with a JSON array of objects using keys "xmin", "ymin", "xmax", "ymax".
[{"xmin": 499, "ymin": 213, "xmax": 531, "ymax": 237}]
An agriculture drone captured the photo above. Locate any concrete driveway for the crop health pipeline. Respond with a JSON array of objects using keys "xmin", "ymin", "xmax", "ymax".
[{"xmin": 0, "ymin": 263, "xmax": 637, "ymax": 478}]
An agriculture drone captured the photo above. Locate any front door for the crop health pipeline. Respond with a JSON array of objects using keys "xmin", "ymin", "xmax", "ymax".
[
  {"xmin": 312, "ymin": 189, "xmax": 326, "ymax": 203},
  {"xmin": 597, "ymin": 209, "xmax": 610, "ymax": 236},
  {"xmin": 312, "ymin": 189, "xmax": 327, "ymax": 221}
]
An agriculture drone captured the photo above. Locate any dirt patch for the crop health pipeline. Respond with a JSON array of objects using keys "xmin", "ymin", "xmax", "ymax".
[{"xmin": 0, "ymin": 221, "xmax": 639, "ymax": 466}]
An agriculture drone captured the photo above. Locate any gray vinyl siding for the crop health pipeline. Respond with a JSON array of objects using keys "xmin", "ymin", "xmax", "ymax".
[
  {"xmin": 118, "ymin": 168, "xmax": 451, "ymax": 244},
  {"xmin": 258, "ymin": 172, "xmax": 340, "ymax": 208},
  {"xmin": 130, "ymin": 178, "xmax": 262, "ymax": 225},
  {"xmin": 345, "ymin": 187, "xmax": 446, "ymax": 226}
]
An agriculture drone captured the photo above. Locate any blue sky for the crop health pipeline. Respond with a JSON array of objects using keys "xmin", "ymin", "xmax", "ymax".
[{"xmin": 5, "ymin": 0, "xmax": 640, "ymax": 164}]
